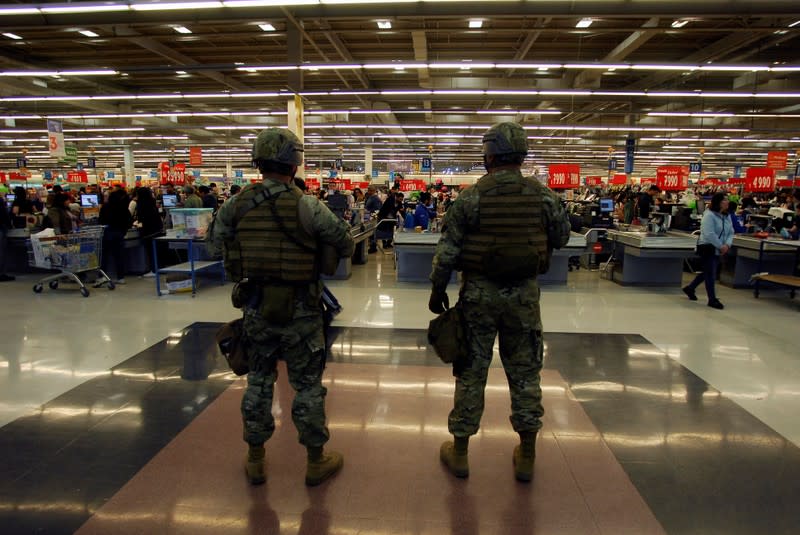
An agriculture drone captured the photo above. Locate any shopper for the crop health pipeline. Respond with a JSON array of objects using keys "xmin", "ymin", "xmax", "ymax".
[
  {"xmin": 199, "ymin": 185, "xmax": 218, "ymax": 210},
  {"xmin": 414, "ymin": 191, "xmax": 431, "ymax": 229},
  {"xmin": 727, "ymin": 201, "xmax": 747, "ymax": 234},
  {"xmin": 46, "ymin": 193, "xmax": 75, "ymax": 235},
  {"xmin": 376, "ymin": 186, "xmax": 404, "ymax": 248},
  {"xmin": 429, "ymin": 122, "xmax": 571, "ymax": 482},
  {"xmin": 134, "ymin": 187, "xmax": 164, "ymax": 277},
  {"xmin": 637, "ymin": 185, "xmax": 661, "ymax": 226},
  {"xmin": 208, "ymin": 128, "xmax": 354, "ymax": 487},
  {"xmin": 0, "ymin": 189, "xmax": 14, "ymax": 281},
  {"xmin": 682, "ymin": 192, "xmax": 733, "ymax": 310},
  {"xmin": 182, "ymin": 185, "xmax": 203, "ymax": 208},
  {"xmin": 10, "ymin": 186, "xmax": 34, "ymax": 217},
  {"xmin": 229, "ymin": 184, "xmax": 242, "ymax": 196},
  {"xmin": 99, "ymin": 188, "xmax": 133, "ymax": 284},
  {"xmin": 365, "ymin": 186, "xmax": 383, "ymax": 253}
]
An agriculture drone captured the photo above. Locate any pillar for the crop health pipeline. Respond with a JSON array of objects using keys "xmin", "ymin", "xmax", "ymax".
[
  {"xmin": 287, "ymin": 24, "xmax": 303, "ymax": 92},
  {"xmin": 123, "ymin": 146, "xmax": 135, "ymax": 186},
  {"xmin": 287, "ymin": 95, "xmax": 305, "ymax": 179},
  {"xmin": 364, "ymin": 146, "xmax": 373, "ymax": 182}
]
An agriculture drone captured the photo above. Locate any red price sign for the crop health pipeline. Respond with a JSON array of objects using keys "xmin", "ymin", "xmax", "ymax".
[
  {"xmin": 66, "ymin": 170, "xmax": 88, "ymax": 183},
  {"xmin": 656, "ymin": 166, "xmax": 689, "ymax": 191},
  {"xmin": 399, "ymin": 179, "xmax": 424, "ymax": 192},
  {"xmin": 172, "ymin": 163, "xmax": 186, "ymax": 186},
  {"xmin": 0, "ymin": 172, "xmax": 6, "ymax": 184},
  {"xmin": 777, "ymin": 179, "xmax": 800, "ymax": 188},
  {"xmin": 304, "ymin": 178, "xmax": 320, "ymax": 191},
  {"xmin": 548, "ymin": 164, "xmax": 581, "ymax": 189},
  {"xmin": 744, "ymin": 168, "xmax": 775, "ymax": 192},
  {"xmin": 159, "ymin": 162, "xmax": 171, "ymax": 185},
  {"xmin": 640, "ymin": 177, "xmax": 657, "ymax": 185},
  {"xmin": 189, "ymin": 147, "xmax": 203, "ymax": 166},
  {"xmin": 766, "ymin": 151, "xmax": 788, "ymax": 170},
  {"xmin": 585, "ymin": 176, "xmax": 603, "ymax": 186}
]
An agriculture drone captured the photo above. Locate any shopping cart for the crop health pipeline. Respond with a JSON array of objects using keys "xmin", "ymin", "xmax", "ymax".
[{"xmin": 27, "ymin": 226, "xmax": 114, "ymax": 297}]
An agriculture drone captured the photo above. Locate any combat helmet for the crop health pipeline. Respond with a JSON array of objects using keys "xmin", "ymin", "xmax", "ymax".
[
  {"xmin": 481, "ymin": 122, "xmax": 528, "ymax": 157},
  {"xmin": 251, "ymin": 128, "xmax": 304, "ymax": 167}
]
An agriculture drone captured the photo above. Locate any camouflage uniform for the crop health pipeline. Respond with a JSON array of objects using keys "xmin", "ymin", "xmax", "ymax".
[
  {"xmin": 431, "ymin": 150, "xmax": 570, "ymax": 440},
  {"xmin": 209, "ymin": 159, "xmax": 353, "ymax": 450}
]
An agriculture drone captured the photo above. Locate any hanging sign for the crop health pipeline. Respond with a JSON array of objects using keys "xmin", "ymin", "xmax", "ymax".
[
  {"xmin": 398, "ymin": 179, "xmax": 425, "ymax": 192},
  {"xmin": 173, "ymin": 163, "xmax": 186, "ymax": 185},
  {"xmin": 766, "ymin": 151, "xmax": 788, "ymax": 170},
  {"xmin": 305, "ymin": 178, "xmax": 320, "ymax": 191},
  {"xmin": 47, "ymin": 119, "xmax": 66, "ymax": 158},
  {"xmin": 234, "ymin": 169, "xmax": 244, "ymax": 179},
  {"xmin": 189, "ymin": 147, "xmax": 203, "ymax": 166},
  {"xmin": 0, "ymin": 172, "xmax": 6, "ymax": 183},
  {"xmin": 328, "ymin": 179, "xmax": 351, "ymax": 191},
  {"xmin": 608, "ymin": 158, "xmax": 618, "ymax": 171},
  {"xmin": 609, "ymin": 174, "xmax": 628, "ymax": 185},
  {"xmin": 66, "ymin": 170, "xmax": 88, "ymax": 183},
  {"xmin": 159, "ymin": 162, "xmax": 171, "ymax": 185},
  {"xmin": 547, "ymin": 164, "xmax": 581, "ymax": 189},
  {"xmin": 9, "ymin": 171, "xmax": 29, "ymax": 181},
  {"xmin": 640, "ymin": 177, "xmax": 657, "ymax": 185},
  {"xmin": 728, "ymin": 178, "xmax": 747, "ymax": 185},
  {"xmin": 624, "ymin": 137, "xmax": 635, "ymax": 174},
  {"xmin": 150, "ymin": 170, "xmax": 158, "ymax": 179},
  {"xmin": 86, "ymin": 157, "xmax": 96, "ymax": 169},
  {"xmin": 106, "ymin": 171, "xmax": 115, "ymax": 179},
  {"xmin": 585, "ymin": 176, "xmax": 604, "ymax": 186},
  {"xmin": 689, "ymin": 162, "xmax": 702, "ymax": 173},
  {"xmin": 656, "ymin": 166, "xmax": 689, "ymax": 191},
  {"xmin": 744, "ymin": 167, "xmax": 776, "ymax": 192},
  {"xmin": 776, "ymin": 179, "xmax": 799, "ymax": 188},
  {"xmin": 421, "ymin": 157, "xmax": 432, "ymax": 172},
  {"xmin": 16, "ymin": 157, "xmax": 27, "ymax": 169}
]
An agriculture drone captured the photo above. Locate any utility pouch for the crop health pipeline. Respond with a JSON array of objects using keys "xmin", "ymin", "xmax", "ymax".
[
  {"xmin": 215, "ymin": 318, "xmax": 249, "ymax": 376},
  {"xmin": 259, "ymin": 284, "xmax": 296, "ymax": 326},
  {"xmin": 320, "ymin": 243, "xmax": 339, "ymax": 276},
  {"xmin": 222, "ymin": 239, "xmax": 243, "ymax": 282},
  {"xmin": 483, "ymin": 245, "xmax": 539, "ymax": 281},
  {"xmin": 428, "ymin": 303, "xmax": 466, "ymax": 364},
  {"xmin": 231, "ymin": 281, "xmax": 255, "ymax": 309}
]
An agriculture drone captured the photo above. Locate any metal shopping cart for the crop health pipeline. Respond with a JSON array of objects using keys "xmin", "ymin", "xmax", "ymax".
[{"xmin": 27, "ymin": 226, "xmax": 114, "ymax": 297}]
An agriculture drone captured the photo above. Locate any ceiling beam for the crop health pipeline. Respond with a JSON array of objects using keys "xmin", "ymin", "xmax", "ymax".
[{"xmin": 505, "ymin": 18, "xmax": 551, "ymax": 77}]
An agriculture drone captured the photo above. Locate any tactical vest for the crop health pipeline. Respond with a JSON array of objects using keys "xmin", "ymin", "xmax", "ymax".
[
  {"xmin": 224, "ymin": 182, "xmax": 317, "ymax": 283},
  {"xmin": 460, "ymin": 172, "xmax": 550, "ymax": 279}
]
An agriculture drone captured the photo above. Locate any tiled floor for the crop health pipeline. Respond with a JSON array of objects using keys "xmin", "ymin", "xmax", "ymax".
[{"xmin": 1, "ymin": 252, "xmax": 800, "ymax": 534}]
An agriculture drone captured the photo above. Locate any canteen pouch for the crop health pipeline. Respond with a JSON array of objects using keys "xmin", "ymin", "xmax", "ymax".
[
  {"xmin": 258, "ymin": 284, "xmax": 295, "ymax": 326},
  {"xmin": 483, "ymin": 245, "xmax": 540, "ymax": 281},
  {"xmin": 216, "ymin": 318, "xmax": 249, "ymax": 376},
  {"xmin": 427, "ymin": 303, "xmax": 466, "ymax": 365}
]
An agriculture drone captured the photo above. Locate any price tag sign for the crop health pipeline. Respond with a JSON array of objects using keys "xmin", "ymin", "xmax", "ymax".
[
  {"xmin": 47, "ymin": 119, "xmax": 66, "ymax": 158},
  {"xmin": 547, "ymin": 164, "xmax": 581, "ymax": 189},
  {"xmin": 656, "ymin": 166, "xmax": 689, "ymax": 191},
  {"xmin": 189, "ymin": 147, "xmax": 203, "ymax": 166},
  {"xmin": 766, "ymin": 151, "xmax": 788, "ymax": 170},
  {"xmin": 744, "ymin": 167, "xmax": 775, "ymax": 192}
]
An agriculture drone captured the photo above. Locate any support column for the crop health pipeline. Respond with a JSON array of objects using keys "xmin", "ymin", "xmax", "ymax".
[
  {"xmin": 287, "ymin": 23, "xmax": 303, "ymax": 92},
  {"xmin": 123, "ymin": 146, "xmax": 135, "ymax": 186},
  {"xmin": 364, "ymin": 146, "xmax": 373, "ymax": 182},
  {"xmin": 287, "ymin": 95, "xmax": 305, "ymax": 179}
]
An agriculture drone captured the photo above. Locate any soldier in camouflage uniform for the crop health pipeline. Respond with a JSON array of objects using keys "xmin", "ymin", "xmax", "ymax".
[
  {"xmin": 209, "ymin": 128, "xmax": 354, "ymax": 486},
  {"xmin": 429, "ymin": 122, "xmax": 571, "ymax": 482}
]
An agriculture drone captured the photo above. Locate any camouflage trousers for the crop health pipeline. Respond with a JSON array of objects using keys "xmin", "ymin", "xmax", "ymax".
[
  {"xmin": 448, "ymin": 277, "xmax": 544, "ymax": 438},
  {"xmin": 241, "ymin": 300, "xmax": 330, "ymax": 448}
]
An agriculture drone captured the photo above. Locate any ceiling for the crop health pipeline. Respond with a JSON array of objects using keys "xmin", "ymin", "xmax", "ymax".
[{"xmin": 0, "ymin": 0, "xmax": 799, "ymax": 178}]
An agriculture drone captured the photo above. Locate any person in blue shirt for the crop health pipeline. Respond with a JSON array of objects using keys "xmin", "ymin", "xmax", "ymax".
[
  {"xmin": 727, "ymin": 200, "xmax": 748, "ymax": 234},
  {"xmin": 414, "ymin": 192, "xmax": 431, "ymax": 229},
  {"xmin": 682, "ymin": 192, "xmax": 734, "ymax": 310}
]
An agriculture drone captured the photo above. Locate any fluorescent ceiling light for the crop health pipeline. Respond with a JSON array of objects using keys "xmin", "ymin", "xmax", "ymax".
[
  {"xmin": 789, "ymin": 20, "xmax": 800, "ymax": 28},
  {"xmin": 576, "ymin": 18, "xmax": 593, "ymax": 29},
  {"xmin": 0, "ymin": 69, "xmax": 117, "ymax": 77},
  {"xmin": 132, "ymin": 2, "xmax": 223, "ymax": 10},
  {"xmin": 78, "ymin": 30, "xmax": 100, "ymax": 38},
  {"xmin": 468, "ymin": 19, "xmax": 483, "ymax": 29},
  {"xmin": 41, "ymin": 5, "xmax": 130, "ymax": 13},
  {"xmin": 2, "ymin": 33, "xmax": 22, "ymax": 40},
  {"xmin": 258, "ymin": 23, "xmax": 276, "ymax": 31},
  {"xmin": 671, "ymin": 19, "xmax": 689, "ymax": 29},
  {"xmin": 176, "ymin": 70, "xmax": 188, "ymax": 75},
  {"xmin": 223, "ymin": 0, "xmax": 317, "ymax": 6},
  {"xmin": 0, "ymin": 8, "xmax": 40, "ymax": 15},
  {"xmin": 377, "ymin": 21, "xmax": 392, "ymax": 29},
  {"xmin": 173, "ymin": 26, "xmax": 193, "ymax": 34}
]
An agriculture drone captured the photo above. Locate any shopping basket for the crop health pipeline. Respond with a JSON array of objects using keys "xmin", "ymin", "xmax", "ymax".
[{"xmin": 27, "ymin": 225, "xmax": 114, "ymax": 297}]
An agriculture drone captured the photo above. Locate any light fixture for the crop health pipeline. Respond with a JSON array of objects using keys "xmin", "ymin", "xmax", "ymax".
[
  {"xmin": 132, "ymin": 1, "xmax": 223, "ymax": 10},
  {"xmin": 173, "ymin": 26, "xmax": 193, "ymax": 34},
  {"xmin": 176, "ymin": 70, "xmax": 188, "ymax": 75},
  {"xmin": 2, "ymin": 32, "xmax": 22, "ymax": 40},
  {"xmin": 575, "ymin": 18, "xmax": 593, "ymax": 29},
  {"xmin": 671, "ymin": 19, "xmax": 689, "ymax": 29},
  {"xmin": 789, "ymin": 20, "xmax": 800, "ymax": 28},
  {"xmin": 78, "ymin": 30, "xmax": 100, "ymax": 38},
  {"xmin": 377, "ymin": 21, "xmax": 392, "ymax": 30},
  {"xmin": 468, "ymin": 19, "xmax": 483, "ymax": 29},
  {"xmin": 258, "ymin": 23, "xmax": 276, "ymax": 31}
]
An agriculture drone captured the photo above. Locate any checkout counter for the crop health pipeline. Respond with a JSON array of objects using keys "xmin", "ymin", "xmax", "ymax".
[
  {"xmin": 321, "ymin": 218, "xmax": 377, "ymax": 280},
  {"xmin": 722, "ymin": 235, "xmax": 800, "ymax": 288},
  {"xmin": 607, "ymin": 215, "xmax": 697, "ymax": 286},
  {"xmin": 538, "ymin": 232, "xmax": 587, "ymax": 284}
]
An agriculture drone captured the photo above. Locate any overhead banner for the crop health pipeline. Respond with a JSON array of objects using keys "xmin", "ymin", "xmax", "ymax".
[
  {"xmin": 640, "ymin": 177, "xmax": 657, "ymax": 185},
  {"xmin": 398, "ymin": 179, "xmax": 426, "ymax": 192},
  {"xmin": 305, "ymin": 178, "xmax": 320, "ymax": 191},
  {"xmin": 777, "ymin": 179, "xmax": 799, "ymax": 188},
  {"xmin": 547, "ymin": 164, "xmax": 581, "ymax": 189},
  {"xmin": 173, "ymin": 163, "xmax": 186, "ymax": 185},
  {"xmin": 328, "ymin": 178, "xmax": 352, "ymax": 191},
  {"xmin": 766, "ymin": 151, "xmax": 788, "ymax": 170},
  {"xmin": 585, "ymin": 176, "xmax": 603, "ymax": 186},
  {"xmin": 656, "ymin": 166, "xmax": 689, "ymax": 191},
  {"xmin": 159, "ymin": 162, "xmax": 171, "ymax": 185},
  {"xmin": 609, "ymin": 174, "xmax": 628, "ymax": 185},
  {"xmin": 189, "ymin": 147, "xmax": 203, "ymax": 166},
  {"xmin": 47, "ymin": 119, "xmax": 66, "ymax": 159},
  {"xmin": 0, "ymin": 172, "xmax": 6, "ymax": 183},
  {"xmin": 66, "ymin": 170, "xmax": 88, "ymax": 183},
  {"xmin": 744, "ymin": 167, "xmax": 776, "ymax": 192}
]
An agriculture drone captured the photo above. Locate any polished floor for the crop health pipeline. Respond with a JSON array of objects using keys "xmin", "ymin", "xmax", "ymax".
[{"xmin": 1, "ymin": 252, "xmax": 800, "ymax": 534}]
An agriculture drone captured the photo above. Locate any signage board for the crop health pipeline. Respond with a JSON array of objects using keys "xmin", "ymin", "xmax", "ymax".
[
  {"xmin": 610, "ymin": 174, "xmax": 629, "ymax": 185},
  {"xmin": 656, "ymin": 166, "xmax": 689, "ymax": 191},
  {"xmin": 86, "ymin": 157, "xmax": 96, "ymax": 169},
  {"xmin": 47, "ymin": 119, "xmax": 66, "ymax": 158},
  {"xmin": 547, "ymin": 164, "xmax": 581, "ymax": 189},
  {"xmin": 305, "ymin": 178, "xmax": 320, "ymax": 191},
  {"xmin": 66, "ymin": 170, "xmax": 88, "ymax": 183},
  {"xmin": 608, "ymin": 158, "xmax": 618, "ymax": 171},
  {"xmin": 585, "ymin": 176, "xmax": 603, "ymax": 186},
  {"xmin": 624, "ymin": 137, "xmax": 635, "ymax": 174},
  {"xmin": 766, "ymin": 151, "xmax": 788, "ymax": 170},
  {"xmin": 189, "ymin": 146, "xmax": 203, "ymax": 166},
  {"xmin": 421, "ymin": 157, "xmax": 432, "ymax": 172},
  {"xmin": 744, "ymin": 167, "xmax": 776, "ymax": 192},
  {"xmin": 62, "ymin": 146, "xmax": 78, "ymax": 166},
  {"xmin": 689, "ymin": 162, "xmax": 702, "ymax": 173}
]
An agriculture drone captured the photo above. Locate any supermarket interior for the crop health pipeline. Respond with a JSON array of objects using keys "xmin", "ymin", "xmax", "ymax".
[{"xmin": 1, "ymin": 1, "xmax": 800, "ymax": 534}]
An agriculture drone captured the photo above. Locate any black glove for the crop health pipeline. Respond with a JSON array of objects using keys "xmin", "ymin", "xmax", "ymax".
[{"xmin": 428, "ymin": 287, "xmax": 450, "ymax": 314}]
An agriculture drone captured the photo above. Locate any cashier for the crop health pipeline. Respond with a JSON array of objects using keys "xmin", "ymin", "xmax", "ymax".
[{"xmin": 637, "ymin": 185, "xmax": 661, "ymax": 226}]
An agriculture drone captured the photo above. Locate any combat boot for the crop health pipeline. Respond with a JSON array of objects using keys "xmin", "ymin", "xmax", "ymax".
[
  {"xmin": 513, "ymin": 431, "xmax": 537, "ymax": 482},
  {"xmin": 305, "ymin": 446, "xmax": 344, "ymax": 486},
  {"xmin": 245, "ymin": 444, "xmax": 266, "ymax": 485},
  {"xmin": 440, "ymin": 436, "xmax": 469, "ymax": 478}
]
